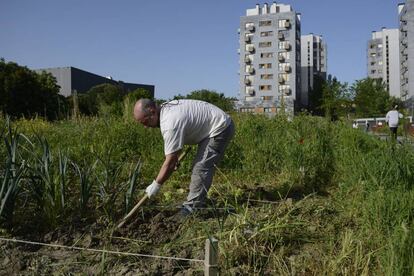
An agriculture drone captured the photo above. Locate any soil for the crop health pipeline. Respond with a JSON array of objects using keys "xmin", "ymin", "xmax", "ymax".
[{"xmin": 0, "ymin": 208, "xmax": 207, "ymax": 275}]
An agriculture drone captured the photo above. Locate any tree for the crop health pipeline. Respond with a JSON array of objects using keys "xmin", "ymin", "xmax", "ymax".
[
  {"xmin": 124, "ymin": 88, "xmax": 153, "ymax": 103},
  {"xmin": 174, "ymin": 89, "xmax": 235, "ymax": 112},
  {"xmin": 308, "ymin": 75, "xmax": 326, "ymax": 116},
  {"xmin": 73, "ymin": 83, "xmax": 124, "ymax": 116},
  {"xmin": 320, "ymin": 75, "xmax": 351, "ymax": 120},
  {"xmin": 0, "ymin": 59, "xmax": 64, "ymax": 120},
  {"xmin": 36, "ymin": 71, "xmax": 68, "ymax": 119},
  {"xmin": 352, "ymin": 78, "xmax": 399, "ymax": 117},
  {"xmin": 122, "ymin": 88, "xmax": 153, "ymax": 121}
]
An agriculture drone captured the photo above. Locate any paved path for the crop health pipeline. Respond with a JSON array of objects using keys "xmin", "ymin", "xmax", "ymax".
[{"xmin": 371, "ymin": 132, "xmax": 413, "ymax": 145}]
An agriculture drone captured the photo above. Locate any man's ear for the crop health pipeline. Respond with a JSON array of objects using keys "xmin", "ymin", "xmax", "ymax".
[{"xmin": 150, "ymin": 105, "xmax": 157, "ymax": 114}]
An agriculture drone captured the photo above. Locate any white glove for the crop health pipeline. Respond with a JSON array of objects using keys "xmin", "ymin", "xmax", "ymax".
[{"xmin": 145, "ymin": 180, "xmax": 161, "ymax": 198}]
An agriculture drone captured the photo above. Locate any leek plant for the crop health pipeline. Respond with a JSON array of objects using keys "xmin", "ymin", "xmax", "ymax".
[
  {"xmin": 95, "ymin": 152, "xmax": 125, "ymax": 222},
  {"xmin": 124, "ymin": 159, "xmax": 142, "ymax": 214},
  {"xmin": 25, "ymin": 135, "xmax": 69, "ymax": 226},
  {"xmin": 73, "ymin": 160, "xmax": 97, "ymax": 216},
  {"xmin": 0, "ymin": 118, "xmax": 28, "ymax": 225}
]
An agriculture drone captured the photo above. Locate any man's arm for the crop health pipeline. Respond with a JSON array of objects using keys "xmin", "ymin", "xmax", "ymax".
[{"xmin": 155, "ymin": 150, "xmax": 181, "ymax": 185}]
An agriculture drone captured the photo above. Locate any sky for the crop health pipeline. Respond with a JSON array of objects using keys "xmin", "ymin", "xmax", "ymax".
[{"xmin": 0, "ymin": 0, "xmax": 403, "ymax": 100}]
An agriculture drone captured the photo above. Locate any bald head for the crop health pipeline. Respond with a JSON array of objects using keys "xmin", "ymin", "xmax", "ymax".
[
  {"xmin": 134, "ymin": 98, "xmax": 154, "ymax": 118},
  {"xmin": 133, "ymin": 99, "xmax": 160, "ymax": 128}
]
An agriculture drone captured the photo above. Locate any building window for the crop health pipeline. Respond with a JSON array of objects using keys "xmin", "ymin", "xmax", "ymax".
[
  {"xmin": 240, "ymin": 107, "xmax": 254, "ymax": 113},
  {"xmin": 278, "ymin": 19, "xmax": 290, "ymax": 28},
  {"xmin": 259, "ymin": 42, "xmax": 272, "ymax": 48},
  {"xmin": 278, "ymin": 30, "xmax": 289, "ymax": 39},
  {"xmin": 260, "ymin": 52, "xmax": 273, "ymax": 58},
  {"xmin": 245, "ymin": 44, "xmax": 255, "ymax": 52},
  {"xmin": 278, "ymin": 73, "xmax": 290, "ymax": 82},
  {"xmin": 245, "ymin": 65, "xmax": 254, "ymax": 73},
  {"xmin": 260, "ymin": 31, "xmax": 273, "ymax": 37},
  {"xmin": 261, "ymin": 96, "xmax": 273, "ymax": 101},
  {"xmin": 264, "ymin": 107, "xmax": 273, "ymax": 113},
  {"xmin": 279, "ymin": 85, "xmax": 291, "ymax": 95},
  {"xmin": 244, "ymin": 34, "xmax": 253, "ymax": 43},
  {"xmin": 278, "ymin": 52, "xmax": 290, "ymax": 61},
  {"xmin": 278, "ymin": 41, "xmax": 290, "ymax": 50},
  {"xmin": 245, "ymin": 22, "xmax": 254, "ymax": 29},
  {"xmin": 259, "ymin": 63, "xmax": 272, "ymax": 69},
  {"xmin": 259, "ymin": 85, "xmax": 272, "ymax": 91},
  {"xmin": 261, "ymin": 74, "xmax": 273, "ymax": 79},
  {"xmin": 259, "ymin": 20, "xmax": 272, "ymax": 26},
  {"xmin": 279, "ymin": 63, "xmax": 291, "ymax": 72},
  {"xmin": 244, "ymin": 76, "xmax": 253, "ymax": 85}
]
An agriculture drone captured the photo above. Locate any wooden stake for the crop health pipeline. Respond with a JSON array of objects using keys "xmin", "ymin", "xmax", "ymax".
[{"xmin": 204, "ymin": 238, "xmax": 218, "ymax": 276}]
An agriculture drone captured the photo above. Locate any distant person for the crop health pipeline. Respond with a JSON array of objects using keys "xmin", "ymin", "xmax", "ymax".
[
  {"xmin": 365, "ymin": 121, "xmax": 370, "ymax": 132},
  {"xmin": 385, "ymin": 105, "xmax": 403, "ymax": 141},
  {"xmin": 352, "ymin": 122, "xmax": 358, "ymax": 129}
]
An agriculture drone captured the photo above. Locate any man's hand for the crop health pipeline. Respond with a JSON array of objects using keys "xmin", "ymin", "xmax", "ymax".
[{"xmin": 146, "ymin": 180, "xmax": 161, "ymax": 198}]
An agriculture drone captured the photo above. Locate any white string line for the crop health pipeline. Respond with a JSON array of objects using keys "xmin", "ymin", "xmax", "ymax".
[
  {"xmin": 246, "ymin": 199, "xmax": 282, "ymax": 204},
  {"xmin": 151, "ymin": 205, "xmax": 234, "ymax": 210},
  {"xmin": 0, "ymin": 237, "xmax": 204, "ymax": 263}
]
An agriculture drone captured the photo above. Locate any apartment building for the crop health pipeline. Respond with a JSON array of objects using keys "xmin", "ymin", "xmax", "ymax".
[
  {"xmin": 300, "ymin": 34, "xmax": 327, "ymax": 108},
  {"xmin": 399, "ymin": 1, "xmax": 414, "ymax": 103},
  {"xmin": 367, "ymin": 28, "xmax": 400, "ymax": 98},
  {"xmin": 237, "ymin": 3, "xmax": 301, "ymax": 115}
]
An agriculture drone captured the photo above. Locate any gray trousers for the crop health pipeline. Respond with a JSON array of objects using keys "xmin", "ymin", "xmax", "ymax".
[{"xmin": 183, "ymin": 120, "xmax": 235, "ymax": 211}]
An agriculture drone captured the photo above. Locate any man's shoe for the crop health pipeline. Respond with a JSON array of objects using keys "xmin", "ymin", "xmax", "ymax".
[{"xmin": 179, "ymin": 205, "xmax": 193, "ymax": 217}]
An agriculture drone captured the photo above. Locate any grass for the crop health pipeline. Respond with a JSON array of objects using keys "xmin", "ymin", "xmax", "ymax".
[{"xmin": 0, "ymin": 113, "xmax": 413, "ymax": 274}]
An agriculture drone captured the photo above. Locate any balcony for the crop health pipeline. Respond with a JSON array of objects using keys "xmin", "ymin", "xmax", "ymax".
[
  {"xmin": 283, "ymin": 88, "xmax": 292, "ymax": 95},
  {"xmin": 278, "ymin": 76, "xmax": 285, "ymax": 84},
  {"xmin": 247, "ymin": 25, "xmax": 255, "ymax": 33},
  {"xmin": 278, "ymin": 55, "xmax": 285, "ymax": 62},
  {"xmin": 245, "ymin": 36, "xmax": 252, "ymax": 43},
  {"xmin": 278, "ymin": 32, "xmax": 285, "ymax": 40},
  {"xmin": 248, "ymin": 67, "xmax": 255, "ymax": 74},
  {"xmin": 247, "ymin": 45, "xmax": 255, "ymax": 53},
  {"xmin": 247, "ymin": 88, "xmax": 255, "ymax": 96},
  {"xmin": 284, "ymin": 21, "xmax": 291, "ymax": 29},
  {"xmin": 244, "ymin": 56, "xmax": 252, "ymax": 64},
  {"xmin": 284, "ymin": 65, "xmax": 291, "ymax": 73},
  {"xmin": 244, "ymin": 78, "xmax": 251, "ymax": 85},
  {"xmin": 284, "ymin": 43, "xmax": 291, "ymax": 51}
]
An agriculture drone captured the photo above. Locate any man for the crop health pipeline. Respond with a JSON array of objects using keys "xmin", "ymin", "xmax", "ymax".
[
  {"xmin": 133, "ymin": 99, "xmax": 235, "ymax": 216},
  {"xmin": 385, "ymin": 105, "xmax": 403, "ymax": 141}
]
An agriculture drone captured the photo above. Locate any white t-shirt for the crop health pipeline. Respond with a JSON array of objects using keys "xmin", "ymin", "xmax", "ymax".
[
  {"xmin": 160, "ymin": 99, "xmax": 231, "ymax": 155},
  {"xmin": 385, "ymin": 110, "xmax": 403, "ymax": 127}
]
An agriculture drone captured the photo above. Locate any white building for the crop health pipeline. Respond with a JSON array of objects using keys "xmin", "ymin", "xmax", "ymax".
[
  {"xmin": 300, "ymin": 34, "xmax": 327, "ymax": 108},
  {"xmin": 367, "ymin": 28, "xmax": 401, "ymax": 98},
  {"xmin": 398, "ymin": 1, "xmax": 414, "ymax": 104},
  {"xmin": 238, "ymin": 3, "xmax": 301, "ymax": 115}
]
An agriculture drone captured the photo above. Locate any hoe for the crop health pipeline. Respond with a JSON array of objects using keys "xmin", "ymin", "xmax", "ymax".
[{"xmin": 116, "ymin": 148, "xmax": 191, "ymax": 229}]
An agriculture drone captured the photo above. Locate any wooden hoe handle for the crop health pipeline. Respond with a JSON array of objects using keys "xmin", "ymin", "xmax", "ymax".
[{"xmin": 116, "ymin": 194, "xmax": 149, "ymax": 229}]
